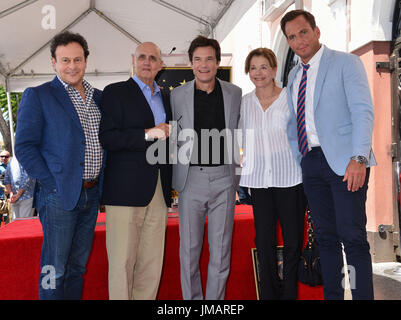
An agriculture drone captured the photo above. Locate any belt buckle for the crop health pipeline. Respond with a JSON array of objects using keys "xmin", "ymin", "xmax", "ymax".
[{"xmin": 82, "ymin": 178, "xmax": 98, "ymax": 189}]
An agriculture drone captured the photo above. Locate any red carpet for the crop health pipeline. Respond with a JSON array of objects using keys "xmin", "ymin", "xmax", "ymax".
[{"xmin": 0, "ymin": 205, "xmax": 323, "ymax": 300}]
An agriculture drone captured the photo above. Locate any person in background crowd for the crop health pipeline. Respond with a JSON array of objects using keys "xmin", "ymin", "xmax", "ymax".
[
  {"xmin": 0, "ymin": 150, "xmax": 11, "ymax": 199},
  {"xmin": 4, "ymin": 156, "xmax": 35, "ymax": 219},
  {"xmin": 14, "ymin": 31, "xmax": 105, "ymax": 300},
  {"xmin": 0, "ymin": 150, "xmax": 10, "ymax": 172},
  {"xmin": 99, "ymin": 41, "xmax": 172, "ymax": 300},
  {"xmin": 281, "ymin": 9, "xmax": 376, "ymax": 300},
  {"xmin": 239, "ymin": 47, "xmax": 306, "ymax": 299},
  {"xmin": 236, "ymin": 186, "xmax": 252, "ymax": 205},
  {"xmin": 0, "ymin": 150, "xmax": 11, "ymax": 223}
]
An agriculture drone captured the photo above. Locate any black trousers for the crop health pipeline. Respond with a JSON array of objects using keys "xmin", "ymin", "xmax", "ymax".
[{"xmin": 251, "ymin": 184, "xmax": 307, "ymax": 300}]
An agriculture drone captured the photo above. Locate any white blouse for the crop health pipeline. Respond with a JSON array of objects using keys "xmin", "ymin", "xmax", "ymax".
[{"xmin": 239, "ymin": 87, "xmax": 302, "ymax": 189}]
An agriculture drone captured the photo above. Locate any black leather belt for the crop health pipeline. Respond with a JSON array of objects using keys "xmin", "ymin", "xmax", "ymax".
[{"xmin": 82, "ymin": 179, "xmax": 98, "ymax": 189}]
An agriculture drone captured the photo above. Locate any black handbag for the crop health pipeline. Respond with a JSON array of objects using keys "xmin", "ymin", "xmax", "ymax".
[{"xmin": 298, "ymin": 209, "xmax": 323, "ymax": 287}]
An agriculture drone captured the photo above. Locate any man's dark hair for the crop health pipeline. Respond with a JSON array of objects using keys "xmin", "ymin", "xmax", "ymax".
[
  {"xmin": 50, "ymin": 31, "xmax": 90, "ymax": 60},
  {"xmin": 188, "ymin": 35, "xmax": 221, "ymax": 63},
  {"xmin": 280, "ymin": 9, "xmax": 317, "ymax": 38}
]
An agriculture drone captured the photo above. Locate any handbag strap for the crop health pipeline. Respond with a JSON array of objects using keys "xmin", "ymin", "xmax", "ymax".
[{"xmin": 306, "ymin": 207, "xmax": 316, "ymax": 249}]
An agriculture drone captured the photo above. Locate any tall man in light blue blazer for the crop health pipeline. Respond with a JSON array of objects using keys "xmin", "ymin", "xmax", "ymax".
[
  {"xmin": 15, "ymin": 31, "xmax": 105, "ymax": 300},
  {"xmin": 170, "ymin": 36, "xmax": 242, "ymax": 300},
  {"xmin": 281, "ymin": 10, "xmax": 376, "ymax": 300}
]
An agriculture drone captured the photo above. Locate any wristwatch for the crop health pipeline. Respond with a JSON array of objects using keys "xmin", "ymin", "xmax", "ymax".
[
  {"xmin": 145, "ymin": 132, "xmax": 149, "ymax": 141},
  {"xmin": 351, "ymin": 155, "xmax": 367, "ymax": 165}
]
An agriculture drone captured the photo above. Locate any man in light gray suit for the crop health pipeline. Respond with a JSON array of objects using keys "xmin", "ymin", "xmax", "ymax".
[
  {"xmin": 281, "ymin": 10, "xmax": 376, "ymax": 299},
  {"xmin": 170, "ymin": 35, "xmax": 242, "ymax": 300}
]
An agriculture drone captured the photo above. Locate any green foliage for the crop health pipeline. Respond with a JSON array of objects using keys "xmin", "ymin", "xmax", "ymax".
[{"xmin": 0, "ymin": 85, "xmax": 21, "ymax": 131}]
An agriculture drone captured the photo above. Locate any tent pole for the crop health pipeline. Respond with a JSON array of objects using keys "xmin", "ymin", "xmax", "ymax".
[
  {"xmin": 152, "ymin": 0, "xmax": 212, "ymax": 28},
  {"xmin": 210, "ymin": 0, "xmax": 235, "ymax": 29},
  {"xmin": 4, "ymin": 78, "xmax": 15, "ymax": 155},
  {"xmin": 91, "ymin": 8, "xmax": 141, "ymax": 45},
  {"xmin": 9, "ymin": 8, "xmax": 92, "ymax": 77},
  {"xmin": 5, "ymin": 92, "xmax": 15, "ymax": 155},
  {"xmin": 0, "ymin": 0, "xmax": 39, "ymax": 19}
]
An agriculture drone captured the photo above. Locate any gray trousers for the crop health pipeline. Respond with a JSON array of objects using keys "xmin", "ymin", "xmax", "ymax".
[
  {"xmin": 179, "ymin": 165, "xmax": 236, "ymax": 300},
  {"xmin": 12, "ymin": 197, "xmax": 35, "ymax": 220}
]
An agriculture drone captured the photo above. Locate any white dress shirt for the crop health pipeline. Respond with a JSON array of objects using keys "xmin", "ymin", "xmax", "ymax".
[
  {"xmin": 291, "ymin": 45, "xmax": 325, "ymax": 149},
  {"xmin": 239, "ymin": 88, "xmax": 302, "ymax": 189}
]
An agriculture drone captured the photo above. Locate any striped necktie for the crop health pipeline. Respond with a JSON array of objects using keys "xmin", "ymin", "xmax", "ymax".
[{"xmin": 297, "ymin": 63, "xmax": 310, "ymax": 157}]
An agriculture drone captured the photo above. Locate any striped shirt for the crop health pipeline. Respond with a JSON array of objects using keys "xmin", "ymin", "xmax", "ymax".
[
  {"xmin": 57, "ymin": 76, "xmax": 103, "ymax": 180},
  {"xmin": 239, "ymin": 87, "xmax": 302, "ymax": 188}
]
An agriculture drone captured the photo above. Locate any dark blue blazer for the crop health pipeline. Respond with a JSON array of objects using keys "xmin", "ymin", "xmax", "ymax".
[
  {"xmin": 15, "ymin": 76, "xmax": 105, "ymax": 211},
  {"xmin": 99, "ymin": 78, "xmax": 172, "ymax": 207}
]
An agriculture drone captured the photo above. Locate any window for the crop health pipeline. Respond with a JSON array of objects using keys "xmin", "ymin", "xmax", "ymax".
[{"xmin": 282, "ymin": 48, "xmax": 299, "ymax": 87}]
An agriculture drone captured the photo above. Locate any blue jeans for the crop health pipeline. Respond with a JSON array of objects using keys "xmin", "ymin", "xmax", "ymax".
[
  {"xmin": 238, "ymin": 186, "xmax": 251, "ymax": 203},
  {"xmin": 36, "ymin": 184, "xmax": 99, "ymax": 300}
]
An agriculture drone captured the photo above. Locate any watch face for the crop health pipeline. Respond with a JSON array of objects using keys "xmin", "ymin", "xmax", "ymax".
[
  {"xmin": 356, "ymin": 156, "xmax": 367, "ymax": 164},
  {"xmin": 351, "ymin": 156, "xmax": 367, "ymax": 164}
]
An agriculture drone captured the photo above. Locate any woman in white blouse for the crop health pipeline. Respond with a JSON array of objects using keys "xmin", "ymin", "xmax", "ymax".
[{"xmin": 239, "ymin": 48, "xmax": 307, "ymax": 300}]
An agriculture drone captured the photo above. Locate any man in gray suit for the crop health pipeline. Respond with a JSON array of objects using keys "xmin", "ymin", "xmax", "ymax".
[{"xmin": 170, "ymin": 35, "xmax": 242, "ymax": 300}]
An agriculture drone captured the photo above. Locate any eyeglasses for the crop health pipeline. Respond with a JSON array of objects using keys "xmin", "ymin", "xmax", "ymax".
[{"xmin": 0, "ymin": 156, "xmax": 9, "ymax": 158}]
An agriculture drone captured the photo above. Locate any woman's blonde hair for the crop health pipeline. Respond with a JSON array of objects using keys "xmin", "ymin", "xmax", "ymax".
[{"xmin": 244, "ymin": 48, "xmax": 278, "ymax": 74}]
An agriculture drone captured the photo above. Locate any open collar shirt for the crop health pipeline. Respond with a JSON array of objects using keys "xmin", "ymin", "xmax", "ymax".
[{"xmin": 57, "ymin": 76, "xmax": 103, "ymax": 180}]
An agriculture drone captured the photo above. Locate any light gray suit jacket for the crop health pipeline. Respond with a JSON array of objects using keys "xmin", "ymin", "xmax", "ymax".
[
  {"xmin": 170, "ymin": 78, "xmax": 242, "ymax": 192},
  {"xmin": 286, "ymin": 47, "xmax": 377, "ymax": 175}
]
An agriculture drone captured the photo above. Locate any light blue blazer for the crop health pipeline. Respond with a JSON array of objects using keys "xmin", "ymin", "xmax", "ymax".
[{"xmin": 286, "ymin": 47, "xmax": 377, "ymax": 176}]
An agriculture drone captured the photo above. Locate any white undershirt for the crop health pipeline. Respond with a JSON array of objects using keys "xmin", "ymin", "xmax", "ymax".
[
  {"xmin": 291, "ymin": 45, "xmax": 325, "ymax": 149},
  {"xmin": 239, "ymin": 88, "xmax": 302, "ymax": 189}
]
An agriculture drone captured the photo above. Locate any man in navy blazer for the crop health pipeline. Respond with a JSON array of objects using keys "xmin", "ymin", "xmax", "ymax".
[
  {"xmin": 15, "ymin": 31, "xmax": 105, "ymax": 300},
  {"xmin": 281, "ymin": 10, "xmax": 376, "ymax": 299},
  {"xmin": 99, "ymin": 42, "xmax": 172, "ymax": 300}
]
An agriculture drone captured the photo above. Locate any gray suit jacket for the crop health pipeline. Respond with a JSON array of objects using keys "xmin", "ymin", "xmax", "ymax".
[{"xmin": 170, "ymin": 78, "xmax": 242, "ymax": 192}]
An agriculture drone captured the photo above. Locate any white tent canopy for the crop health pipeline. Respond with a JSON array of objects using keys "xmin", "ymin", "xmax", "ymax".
[{"xmin": 0, "ymin": 0, "xmax": 256, "ymax": 92}]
